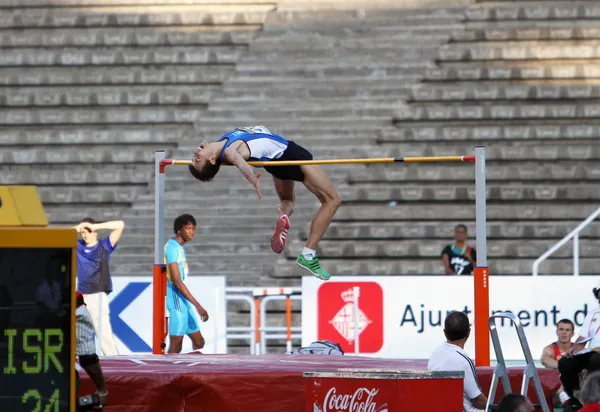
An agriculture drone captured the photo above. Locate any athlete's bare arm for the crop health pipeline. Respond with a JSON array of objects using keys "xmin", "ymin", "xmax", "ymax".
[
  {"xmin": 223, "ymin": 143, "xmax": 261, "ymax": 199},
  {"xmin": 169, "ymin": 263, "xmax": 208, "ymax": 321},
  {"xmin": 541, "ymin": 345, "xmax": 558, "ymax": 369}
]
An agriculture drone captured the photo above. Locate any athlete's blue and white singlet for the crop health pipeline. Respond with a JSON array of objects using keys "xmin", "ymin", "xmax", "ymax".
[{"xmin": 218, "ymin": 126, "xmax": 289, "ymax": 163}]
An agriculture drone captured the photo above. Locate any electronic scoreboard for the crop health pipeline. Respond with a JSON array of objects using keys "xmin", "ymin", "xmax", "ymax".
[{"xmin": 0, "ymin": 228, "xmax": 77, "ymax": 412}]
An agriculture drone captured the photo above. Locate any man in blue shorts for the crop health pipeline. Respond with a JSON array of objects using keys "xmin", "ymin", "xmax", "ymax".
[
  {"xmin": 164, "ymin": 214, "xmax": 209, "ymax": 353},
  {"xmin": 188, "ymin": 125, "xmax": 341, "ymax": 281}
]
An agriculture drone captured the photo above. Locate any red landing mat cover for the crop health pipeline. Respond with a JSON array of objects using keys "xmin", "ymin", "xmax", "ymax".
[{"xmin": 78, "ymin": 354, "xmax": 560, "ymax": 412}]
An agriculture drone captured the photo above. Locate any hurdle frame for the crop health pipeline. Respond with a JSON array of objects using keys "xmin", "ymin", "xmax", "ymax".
[{"xmin": 152, "ymin": 148, "xmax": 489, "ymax": 366}]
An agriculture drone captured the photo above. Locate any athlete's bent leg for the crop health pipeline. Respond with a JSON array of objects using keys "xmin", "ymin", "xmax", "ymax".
[
  {"xmin": 168, "ymin": 336, "xmax": 184, "ymax": 354},
  {"xmin": 271, "ymin": 177, "xmax": 294, "ymax": 254},
  {"xmin": 296, "ymin": 165, "xmax": 341, "ymax": 280},
  {"xmin": 273, "ymin": 177, "xmax": 295, "ymax": 217},
  {"xmin": 188, "ymin": 331, "xmax": 205, "ymax": 350}
]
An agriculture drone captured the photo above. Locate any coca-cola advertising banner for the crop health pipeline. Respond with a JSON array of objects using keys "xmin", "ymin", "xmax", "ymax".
[
  {"xmin": 305, "ymin": 373, "xmax": 463, "ymax": 412},
  {"xmin": 301, "ymin": 276, "xmax": 599, "ymax": 360}
]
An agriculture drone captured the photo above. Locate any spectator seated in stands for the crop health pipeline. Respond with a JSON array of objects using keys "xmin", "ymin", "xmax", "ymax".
[
  {"xmin": 579, "ymin": 371, "xmax": 600, "ymax": 412},
  {"xmin": 441, "ymin": 224, "xmax": 477, "ymax": 275},
  {"xmin": 495, "ymin": 393, "xmax": 534, "ymax": 412},
  {"xmin": 540, "ymin": 318, "xmax": 575, "ymax": 408},
  {"xmin": 428, "ymin": 311, "xmax": 487, "ymax": 412}
]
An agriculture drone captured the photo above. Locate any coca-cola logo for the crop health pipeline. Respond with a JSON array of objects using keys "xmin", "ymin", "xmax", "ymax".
[{"xmin": 322, "ymin": 387, "xmax": 384, "ymax": 412}]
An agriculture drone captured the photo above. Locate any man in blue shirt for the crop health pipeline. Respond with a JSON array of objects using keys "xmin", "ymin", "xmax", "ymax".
[
  {"xmin": 74, "ymin": 218, "xmax": 125, "ymax": 356},
  {"xmin": 164, "ymin": 214, "xmax": 209, "ymax": 353}
]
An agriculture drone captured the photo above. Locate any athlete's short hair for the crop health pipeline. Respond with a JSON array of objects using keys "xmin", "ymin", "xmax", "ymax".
[
  {"xmin": 444, "ymin": 311, "xmax": 470, "ymax": 341},
  {"xmin": 173, "ymin": 214, "xmax": 196, "ymax": 234},
  {"xmin": 557, "ymin": 318, "xmax": 575, "ymax": 332},
  {"xmin": 189, "ymin": 161, "xmax": 220, "ymax": 182}
]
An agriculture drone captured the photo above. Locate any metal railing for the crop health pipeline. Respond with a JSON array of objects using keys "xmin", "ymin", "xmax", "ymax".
[
  {"xmin": 226, "ymin": 286, "xmax": 302, "ymax": 355},
  {"xmin": 532, "ymin": 206, "xmax": 600, "ymax": 276}
]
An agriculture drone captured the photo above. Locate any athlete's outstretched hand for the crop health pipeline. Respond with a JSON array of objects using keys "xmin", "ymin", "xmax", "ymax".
[{"xmin": 252, "ymin": 172, "xmax": 262, "ymax": 199}]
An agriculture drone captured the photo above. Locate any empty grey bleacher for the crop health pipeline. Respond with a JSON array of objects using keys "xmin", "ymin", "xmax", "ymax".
[
  {"xmin": 0, "ymin": 1, "xmax": 275, "ymax": 273},
  {"xmin": 383, "ymin": 0, "xmax": 600, "ymax": 277},
  {"xmin": 3, "ymin": 0, "xmax": 598, "ymax": 288}
]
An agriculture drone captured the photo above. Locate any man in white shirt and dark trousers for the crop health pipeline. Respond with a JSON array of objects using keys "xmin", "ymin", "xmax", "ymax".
[
  {"xmin": 428, "ymin": 310, "xmax": 488, "ymax": 412},
  {"xmin": 558, "ymin": 282, "xmax": 600, "ymax": 412}
]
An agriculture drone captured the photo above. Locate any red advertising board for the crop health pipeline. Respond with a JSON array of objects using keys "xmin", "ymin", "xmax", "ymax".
[{"xmin": 305, "ymin": 371, "xmax": 464, "ymax": 412}]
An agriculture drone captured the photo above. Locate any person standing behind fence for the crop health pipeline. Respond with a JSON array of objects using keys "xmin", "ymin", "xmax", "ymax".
[
  {"xmin": 441, "ymin": 224, "xmax": 477, "ymax": 275},
  {"xmin": 74, "ymin": 218, "xmax": 124, "ymax": 356},
  {"xmin": 164, "ymin": 214, "xmax": 209, "ymax": 353}
]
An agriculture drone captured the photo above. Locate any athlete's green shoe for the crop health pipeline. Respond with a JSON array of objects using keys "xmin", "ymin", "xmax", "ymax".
[{"xmin": 296, "ymin": 254, "xmax": 331, "ymax": 281}]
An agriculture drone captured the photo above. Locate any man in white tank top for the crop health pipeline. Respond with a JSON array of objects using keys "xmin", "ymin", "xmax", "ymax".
[{"xmin": 189, "ymin": 126, "xmax": 341, "ymax": 281}]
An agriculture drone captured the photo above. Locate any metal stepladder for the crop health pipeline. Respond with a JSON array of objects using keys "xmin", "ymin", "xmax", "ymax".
[{"xmin": 485, "ymin": 312, "xmax": 550, "ymax": 412}]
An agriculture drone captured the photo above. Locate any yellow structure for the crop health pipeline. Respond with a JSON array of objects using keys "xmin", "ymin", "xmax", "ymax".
[{"xmin": 0, "ymin": 185, "xmax": 48, "ymax": 226}]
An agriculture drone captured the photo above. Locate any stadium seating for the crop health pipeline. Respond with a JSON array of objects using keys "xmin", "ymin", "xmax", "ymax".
[{"xmin": 0, "ymin": 0, "xmax": 598, "ymax": 287}]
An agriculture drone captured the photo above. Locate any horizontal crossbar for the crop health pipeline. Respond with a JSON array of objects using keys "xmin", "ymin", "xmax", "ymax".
[{"xmin": 161, "ymin": 155, "xmax": 475, "ymax": 169}]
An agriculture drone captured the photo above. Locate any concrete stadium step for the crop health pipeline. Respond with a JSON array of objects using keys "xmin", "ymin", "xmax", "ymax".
[
  {"xmin": 194, "ymin": 118, "xmax": 388, "ymax": 131},
  {"xmin": 343, "ymin": 183, "xmax": 600, "ymax": 202},
  {"xmin": 451, "ymin": 27, "xmax": 600, "ymax": 42},
  {"xmin": 206, "ymin": 103, "xmax": 396, "ymax": 117},
  {"xmin": 0, "ymin": 85, "xmax": 221, "ymax": 107},
  {"xmin": 464, "ymin": 2, "xmax": 600, "ymax": 22},
  {"xmin": 286, "ymin": 238, "xmax": 600, "ymax": 259},
  {"xmin": 0, "ymin": 65, "xmax": 235, "ymax": 86},
  {"xmin": 348, "ymin": 161, "xmax": 600, "ymax": 182},
  {"xmin": 186, "ymin": 126, "xmax": 384, "ymax": 142},
  {"xmin": 334, "ymin": 203, "xmax": 599, "ymax": 221},
  {"xmin": 464, "ymin": 19, "xmax": 600, "ymax": 30},
  {"xmin": 425, "ymin": 62, "xmax": 600, "ymax": 81},
  {"xmin": 438, "ymin": 41, "xmax": 600, "ymax": 62},
  {"xmin": 381, "ymin": 121, "xmax": 600, "ymax": 142},
  {"xmin": 123, "ymin": 201, "xmax": 600, "ymax": 222},
  {"xmin": 241, "ymin": 48, "xmax": 439, "ymax": 64},
  {"xmin": 218, "ymin": 82, "xmax": 412, "ymax": 101},
  {"xmin": 0, "ymin": 0, "xmax": 277, "ymax": 6},
  {"xmin": 272, "ymin": 257, "xmax": 598, "ymax": 277},
  {"xmin": 374, "ymin": 141, "xmax": 600, "ymax": 162},
  {"xmin": 111, "ymin": 253, "xmax": 279, "ymax": 274},
  {"xmin": 118, "ymin": 242, "xmax": 273, "ymax": 254},
  {"xmin": 0, "ymin": 105, "xmax": 205, "ymax": 124},
  {"xmin": 394, "ymin": 101, "xmax": 600, "ymax": 121},
  {"xmin": 0, "ymin": 146, "xmax": 157, "ymax": 164},
  {"xmin": 116, "ymin": 216, "xmax": 313, "ymax": 234},
  {"xmin": 0, "ymin": 5, "xmax": 273, "ymax": 28},
  {"xmin": 258, "ymin": 27, "xmax": 451, "ymax": 43},
  {"xmin": 233, "ymin": 64, "xmax": 428, "ymax": 78},
  {"xmin": 110, "ymin": 270, "xmax": 276, "ymax": 286},
  {"xmin": 117, "ymin": 232, "xmax": 273, "ymax": 246},
  {"xmin": 129, "ymin": 200, "xmax": 321, "ymax": 215},
  {"xmin": 410, "ymin": 80, "xmax": 600, "ymax": 102},
  {"xmin": 250, "ymin": 35, "xmax": 447, "ymax": 51},
  {"xmin": 0, "ymin": 26, "xmax": 259, "ymax": 47},
  {"xmin": 38, "ymin": 186, "xmax": 146, "ymax": 204},
  {"xmin": 263, "ymin": 8, "xmax": 463, "ymax": 30},
  {"xmin": 44, "ymin": 205, "xmax": 129, "ymax": 223},
  {"xmin": 309, "ymin": 220, "xmax": 600, "ymax": 240},
  {"xmin": 0, "ymin": 46, "xmax": 247, "ymax": 66},
  {"xmin": 0, "ymin": 164, "xmax": 152, "ymax": 185},
  {"xmin": 0, "ymin": 124, "xmax": 190, "ymax": 145},
  {"xmin": 211, "ymin": 94, "xmax": 402, "ymax": 106}
]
